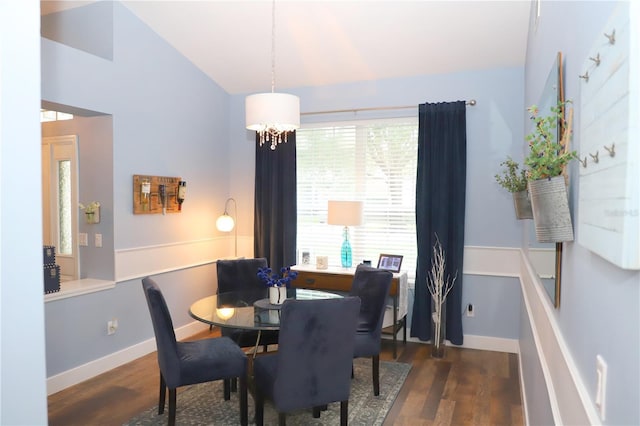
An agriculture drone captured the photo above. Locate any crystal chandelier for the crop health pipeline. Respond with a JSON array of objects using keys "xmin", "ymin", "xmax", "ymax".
[{"xmin": 245, "ymin": 0, "xmax": 300, "ymax": 150}]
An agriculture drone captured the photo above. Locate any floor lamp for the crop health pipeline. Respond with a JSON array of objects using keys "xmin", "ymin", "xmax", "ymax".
[
  {"xmin": 216, "ymin": 198, "xmax": 237, "ymax": 257},
  {"xmin": 327, "ymin": 200, "xmax": 363, "ymax": 268}
]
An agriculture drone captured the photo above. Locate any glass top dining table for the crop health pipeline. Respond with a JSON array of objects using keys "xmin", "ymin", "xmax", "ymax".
[{"xmin": 189, "ymin": 288, "xmax": 342, "ymax": 331}]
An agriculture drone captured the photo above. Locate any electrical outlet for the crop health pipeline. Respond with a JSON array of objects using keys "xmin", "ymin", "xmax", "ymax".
[
  {"xmin": 107, "ymin": 318, "xmax": 118, "ymax": 335},
  {"xmin": 466, "ymin": 303, "xmax": 475, "ymax": 317}
]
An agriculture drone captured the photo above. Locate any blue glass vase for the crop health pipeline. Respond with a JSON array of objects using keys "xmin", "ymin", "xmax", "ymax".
[{"xmin": 340, "ymin": 227, "xmax": 352, "ymax": 268}]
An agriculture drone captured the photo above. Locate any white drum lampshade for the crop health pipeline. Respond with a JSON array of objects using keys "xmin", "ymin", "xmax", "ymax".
[
  {"xmin": 245, "ymin": 92, "xmax": 300, "ymax": 132},
  {"xmin": 327, "ymin": 200, "xmax": 363, "ymax": 226}
]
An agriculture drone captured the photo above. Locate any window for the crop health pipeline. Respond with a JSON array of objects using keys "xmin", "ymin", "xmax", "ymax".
[
  {"xmin": 57, "ymin": 159, "xmax": 72, "ymax": 255},
  {"xmin": 42, "ymin": 135, "xmax": 79, "ymax": 281},
  {"xmin": 296, "ymin": 117, "xmax": 418, "ymax": 281}
]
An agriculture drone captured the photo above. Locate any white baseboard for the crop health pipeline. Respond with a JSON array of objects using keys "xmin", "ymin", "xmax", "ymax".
[
  {"xmin": 46, "ymin": 320, "xmax": 210, "ymax": 395},
  {"xmin": 517, "ymin": 343, "xmax": 531, "ymax": 426},
  {"xmin": 384, "ymin": 333, "xmax": 519, "ymax": 354}
]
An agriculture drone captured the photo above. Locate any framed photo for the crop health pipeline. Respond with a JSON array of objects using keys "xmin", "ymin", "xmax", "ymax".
[
  {"xmin": 300, "ymin": 249, "xmax": 311, "ymax": 265},
  {"xmin": 377, "ymin": 254, "xmax": 403, "ymax": 273}
]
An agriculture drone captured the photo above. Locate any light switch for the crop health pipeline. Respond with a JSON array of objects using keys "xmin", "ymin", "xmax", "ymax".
[
  {"xmin": 79, "ymin": 233, "xmax": 88, "ymax": 247},
  {"xmin": 95, "ymin": 233, "xmax": 103, "ymax": 248}
]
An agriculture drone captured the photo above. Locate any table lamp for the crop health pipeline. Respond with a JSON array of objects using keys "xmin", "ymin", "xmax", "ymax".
[{"xmin": 327, "ymin": 200, "xmax": 363, "ymax": 268}]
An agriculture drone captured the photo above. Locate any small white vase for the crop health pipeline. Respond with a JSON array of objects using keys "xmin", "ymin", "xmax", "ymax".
[{"xmin": 269, "ymin": 286, "xmax": 287, "ymax": 305}]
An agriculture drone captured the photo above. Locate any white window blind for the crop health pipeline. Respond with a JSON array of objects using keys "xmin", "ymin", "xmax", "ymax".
[{"xmin": 296, "ymin": 117, "xmax": 418, "ymax": 280}]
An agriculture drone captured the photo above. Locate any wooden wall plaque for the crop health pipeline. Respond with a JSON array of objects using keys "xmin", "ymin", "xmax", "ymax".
[{"xmin": 133, "ymin": 175, "xmax": 182, "ymax": 214}]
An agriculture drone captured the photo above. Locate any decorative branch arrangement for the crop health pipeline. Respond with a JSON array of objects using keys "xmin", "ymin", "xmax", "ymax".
[{"xmin": 426, "ymin": 235, "xmax": 457, "ymax": 357}]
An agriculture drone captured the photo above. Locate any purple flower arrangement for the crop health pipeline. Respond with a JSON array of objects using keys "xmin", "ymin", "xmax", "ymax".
[{"xmin": 257, "ymin": 266, "xmax": 298, "ymax": 288}]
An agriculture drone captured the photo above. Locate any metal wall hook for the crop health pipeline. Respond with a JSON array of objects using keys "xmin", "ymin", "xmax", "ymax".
[
  {"xmin": 590, "ymin": 151, "xmax": 599, "ymax": 164},
  {"xmin": 604, "ymin": 143, "xmax": 615, "ymax": 157},
  {"xmin": 579, "ymin": 156, "xmax": 588, "ymax": 168},
  {"xmin": 579, "ymin": 71, "xmax": 590, "ymax": 82},
  {"xmin": 604, "ymin": 29, "xmax": 616, "ymax": 45},
  {"xmin": 589, "ymin": 53, "xmax": 601, "ymax": 66}
]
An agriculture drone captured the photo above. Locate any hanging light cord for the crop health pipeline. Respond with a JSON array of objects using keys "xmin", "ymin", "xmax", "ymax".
[{"xmin": 271, "ymin": 0, "xmax": 276, "ymax": 93}]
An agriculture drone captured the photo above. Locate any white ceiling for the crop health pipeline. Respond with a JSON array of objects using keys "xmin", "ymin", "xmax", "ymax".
[{"xmin": 42, "ymin": 0, "xmax": 532, "ymax": 95}]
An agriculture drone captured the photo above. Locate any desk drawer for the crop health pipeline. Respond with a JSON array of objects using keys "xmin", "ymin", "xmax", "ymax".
[
  {"xmin": 293, "ymin": 271, "xmax": 353, "ymax": 292},
  {"xmin": 293, "ymin": 269, "xmax": 399, "ymax": 295}
]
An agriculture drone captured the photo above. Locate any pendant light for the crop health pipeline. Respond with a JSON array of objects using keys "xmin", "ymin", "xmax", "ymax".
[{"xmin": 245, "ymin": 0, "xmax": 300, "ymax": 150}]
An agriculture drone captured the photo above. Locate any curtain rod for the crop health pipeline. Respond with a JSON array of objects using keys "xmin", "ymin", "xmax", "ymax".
[{"xmin": 301, "ymin": 99, "xmax": 476, "ymax": 116}]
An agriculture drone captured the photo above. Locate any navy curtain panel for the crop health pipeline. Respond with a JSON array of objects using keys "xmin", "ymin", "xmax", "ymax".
[
  {"xmin": 254, "ymin": 133, "xmax": 298, "ymax": 272},
  {"xmin": 410, "ymin": 101, "xmax": 466, "ymax": 345}
]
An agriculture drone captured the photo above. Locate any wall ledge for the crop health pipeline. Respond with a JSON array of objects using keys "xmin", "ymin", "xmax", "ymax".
[
  {"xmin": 45, "ymin": 278, "xmax": 115, "ymax": 303},
  {"xmin": 519, "ymin": 250, "xmax": 601, "ymax": 425}
]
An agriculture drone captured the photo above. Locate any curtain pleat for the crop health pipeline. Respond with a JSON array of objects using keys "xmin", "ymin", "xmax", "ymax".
[
  {"xmin": 254, "ymin": 133, "xmax": 298, "ymax": 272},
  {"xmin": 411, "ymin": 101, "xmax": 466, "ymax": 345}
]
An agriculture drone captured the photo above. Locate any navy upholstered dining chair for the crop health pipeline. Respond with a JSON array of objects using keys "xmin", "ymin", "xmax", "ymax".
[
  {"xmin": 216, "ymin": 258, "xmax": 280, "ymax": 350},
  {"xmin": 253, "ymin": 297, "xmax": 361, "ymax": 426},
  {"xmin": 349, "ymin": 265, "xmax": 393, "ymax": 396},
  {"xmin": 141, "ymin": 277, "xmax": 248, "ymax": 426}
]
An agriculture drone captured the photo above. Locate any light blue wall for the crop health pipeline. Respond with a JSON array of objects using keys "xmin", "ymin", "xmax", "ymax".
[
  {"xmin": 41, "ymin": 0, "xmax": 113, "ymax": 60},
  {"xmin": 233, "ymin": 67, "xmax": 527, "ymax": 248},
  {"xmin": 0, "ymin": 0, "xmax": 48, "ymax": 423},
  {"xmin": 41, "ymin": 2, "xmax": 231, "ymax": 376},
  {"xmin": 231, "ymin": 67, "xmax": 526, "ymax": 339},
  {"xmin": 522, "ymin": 1, "xmax": 639, "ymax": 424},
  {"xmin": 45, "ymin": 265, "xmax": 217, "ymax": 376}
]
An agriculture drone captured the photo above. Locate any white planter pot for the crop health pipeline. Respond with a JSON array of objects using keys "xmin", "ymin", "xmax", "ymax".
[
  {"xmin": 528, "ymin": 176, "xmax": 574, "ymax": 243},
  {"xmin": 85, "ymin": 207, "xmax": 100, "ymax": 224},
  {"xmin": 269, "ymin": 286, "xmax": 287, "ymax": 305}
]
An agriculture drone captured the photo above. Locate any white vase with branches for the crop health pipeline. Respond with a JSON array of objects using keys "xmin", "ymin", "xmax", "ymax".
[{"xmin": 426, "ymin": 236, "xmax": 457, "ymax": 358}]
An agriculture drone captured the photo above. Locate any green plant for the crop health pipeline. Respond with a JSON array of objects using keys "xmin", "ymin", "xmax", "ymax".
[
  {"xmin": 494, "ymin": 157, "xmax": 528, "ymax": 193},
  {"xmin": 79, "ymin": 201, "xmax": 100, "ymax": 214},
  {"xmin": 524, "ymin": 100, "xmax": 577, "ymax": 181}
]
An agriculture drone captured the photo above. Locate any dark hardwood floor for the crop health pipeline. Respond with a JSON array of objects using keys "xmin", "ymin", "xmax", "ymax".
[{"xmin": 48, "ymin": 328, "xmax": 523, "ymax": 425}]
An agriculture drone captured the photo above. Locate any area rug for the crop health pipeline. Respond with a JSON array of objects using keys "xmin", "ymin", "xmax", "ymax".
[{"xmin": 125, "ymin": 358, "xmax": 411, "ymax": 425}]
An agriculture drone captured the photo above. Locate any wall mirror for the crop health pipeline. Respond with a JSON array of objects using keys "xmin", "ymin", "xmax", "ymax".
[{"xmin": 527, "ymin": 51, "xmax": 563, "ymax": 308}]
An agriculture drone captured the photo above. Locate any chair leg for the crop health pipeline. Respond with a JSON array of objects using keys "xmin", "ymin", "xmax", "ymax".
[
  {"xmin": 168, "ymin": 388, "xmax": 177, "ymax": 426},
  {"xmin": 238, "ymin": 374, "xmax": 248, "ymax": 426},
  {"xmin": 312, "ymin": 406, "xmax": 321, "ymax": 418},
  {"xmin": 278, "ymin": 412, "xmax": 287, "ymax": 426},
  {"xmin": 224, "ymin": 379, "xmax": 232, "ymax": 400},
  {"xmin": 255, "ymin": 390, "xmax": 264, "ymax": 426},
  {"xmin": 340, "ymin": 400, "xmax": 349, "ymax": 426},
  {"xmin": 158, "ymin": 373, "xmax": 166, "ymax": 414},
  {"xmin": 231, "ymin": 377, "xmax": 238, "ymax": 392},
  {"xmin": 372, "ymin": 354, "xmax": 380, "ymax": 396}
]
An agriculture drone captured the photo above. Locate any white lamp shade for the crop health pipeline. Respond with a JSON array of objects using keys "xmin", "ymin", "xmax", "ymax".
[
  {"xmin": 327, "ymin": 200, "xmax": 363, "ymax": 226},
  {"xmin": 245, "ymin": 92, "xmax": 300, "ymax": 132},
  {"xmin": 216, "ymin": 214, "xmax": 235, "ymax": 232}
]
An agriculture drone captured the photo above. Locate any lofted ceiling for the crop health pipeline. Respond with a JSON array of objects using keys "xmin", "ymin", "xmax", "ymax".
[{"xmin": 42, "ymin": 0, "xmax": 532, "ymax": 95}]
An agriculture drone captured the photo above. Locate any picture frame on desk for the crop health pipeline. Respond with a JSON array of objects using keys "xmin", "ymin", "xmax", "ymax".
[{"xmin": 377, "ymin": 254, "xmax": 403, "ymax": 273}]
